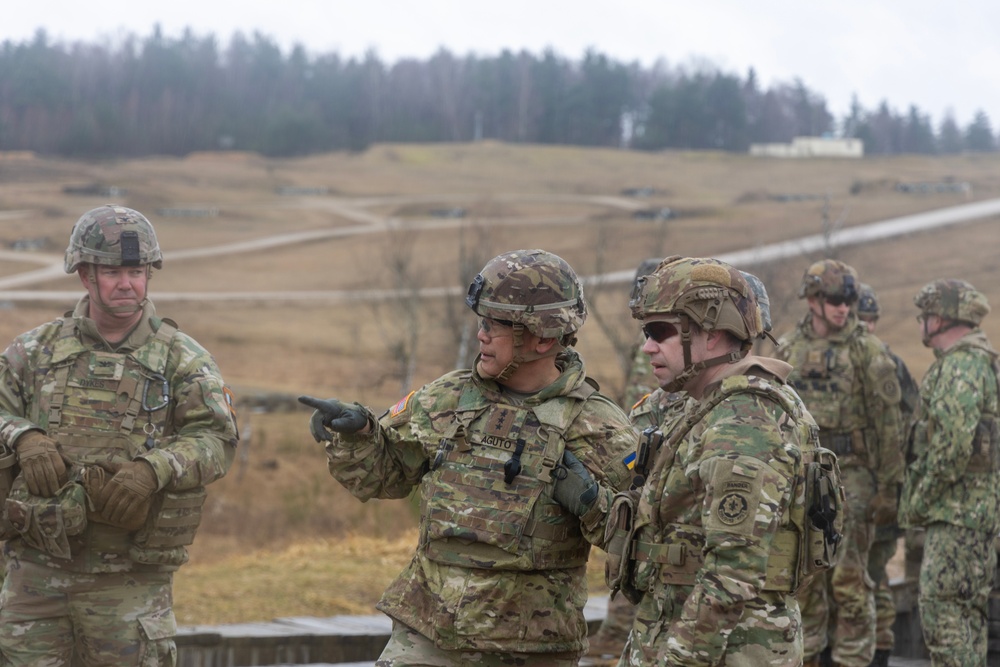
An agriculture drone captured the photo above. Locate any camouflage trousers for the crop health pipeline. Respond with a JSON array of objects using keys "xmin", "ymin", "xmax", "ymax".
[
  {"xmin": 587, "ymin": 594, "xmax": 636, "ymax": 658},
  {"xmin": 867, "ymin": 530, "xmax": 901, "ymax": 651},
  {"xmin": 0, "ymin": 558, "xmax": 176, "ymax": 667},
  {"xmin": 798, "ymin": 466, "xmax": 876, "ymax": 667},
  {"xmin": 918, "ymin": 522, "xmax": 995, "ymax": 667},
  {"xmin": 376, "ymin": 621, "xmax": 583, "ymax": 667},
  {"xmin": 618, "ymin": 582, "xmax": 802, "ymax": 666}
]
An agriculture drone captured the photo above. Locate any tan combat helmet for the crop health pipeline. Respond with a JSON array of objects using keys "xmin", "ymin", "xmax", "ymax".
[
  {"xmin": 65, "ymin": 205, "xmax": 162, "ymax": 273},
  {"xmin": 629, "ymin": 256, "xmax": 763, "ymax": 391},
  {"xmin": 798, "ymin": 259, "xmax": 859, "ymax": 303}
]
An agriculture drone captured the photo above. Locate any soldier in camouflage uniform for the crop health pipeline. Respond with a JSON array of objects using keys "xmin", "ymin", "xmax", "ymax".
[
  {"xmin": 900, "ymin": 279, "xmax": 1000, "ymax": 667},
  {"xmin": 587, "ymin": 265, "xmax": 776, "ymax": 663},
  {"xmin": 613, "ymin": 257, "xmax": 823, "ymax": 666},
  {"xmin": 856, "ymin": 283, "xmax": 920, "ymax": 667},
  {"xmin": 0, "ymin": 205, "xmax": 239, "ymax": 666},
  {"xmin": 300, "ymin": 249, "xmax": 637, "ymax": 667},
  {"xmin": 777, "ymin": 260, "xmax": 903, "ymax": 667}
]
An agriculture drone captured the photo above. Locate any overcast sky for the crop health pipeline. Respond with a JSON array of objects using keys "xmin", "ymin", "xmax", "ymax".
[{"xmin": 6, "ymin": 1, "xmax": 999, "ymax": 130}]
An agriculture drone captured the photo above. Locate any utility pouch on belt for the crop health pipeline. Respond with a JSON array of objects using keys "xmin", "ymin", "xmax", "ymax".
[
  {"xmin": 0, "ymin": 444, "xmax": 18, "ymax": 539},
  {"xmin": 129, "ymin": 487, "xmax": 207, "ymax": 566},
  {"xmin": 801, "ymin": 447, "xmax": 845, "ymax": 586},
  {"xmin": 604, "ymin": 490, "xmax": 643, "ymax": 604},
  {"xmin": 968, "ymin": 417, "xmax": 1000, "ymax": 473},
  {"xmin": 5, "ymin": 478, "xmax": 88, "ymax": 560}
]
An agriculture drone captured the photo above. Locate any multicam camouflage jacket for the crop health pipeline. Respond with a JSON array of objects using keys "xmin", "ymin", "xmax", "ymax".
[
  {"xmin": 900, "ymin": 329, "xmax": 1000, "ymax": 534},
  {"xmin": 326, "ymin": 349, "xmax": 637, "ymax": 654},
  {"xmin": 623, "ymin": 355, "xmax": 815, "ymax": 665},
  {"xmin": 777, "ymin": 312, "xmax": 903, "ymax": 492},
  {"xmin": 0, "ymin": 297, "xmax": 238, "ymax": 572}
]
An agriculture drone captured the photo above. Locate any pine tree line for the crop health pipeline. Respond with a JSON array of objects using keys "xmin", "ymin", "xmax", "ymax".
[{"xmin": 1, "ymin": 27, "xmax": 996, "ymax": 158}]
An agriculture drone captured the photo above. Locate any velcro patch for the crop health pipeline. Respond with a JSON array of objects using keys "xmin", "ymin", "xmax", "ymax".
[{"xmin": 390, "ymin": 391, "xmax": 415, "ymax": 418}]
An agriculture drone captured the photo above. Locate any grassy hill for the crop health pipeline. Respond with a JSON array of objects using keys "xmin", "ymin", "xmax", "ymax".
[{"xmin": 1, "ymin": 143, "xmax": 998, "ymax": 623}]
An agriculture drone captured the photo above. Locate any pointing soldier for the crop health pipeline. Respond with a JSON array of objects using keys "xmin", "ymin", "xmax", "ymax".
[
  {"xmin": 300, "ymin": 249, "xmax": 637, "ymax": 666},
  {"xmin": 0, "ymin": 205, "xmax": 239, "ymax": 666}
]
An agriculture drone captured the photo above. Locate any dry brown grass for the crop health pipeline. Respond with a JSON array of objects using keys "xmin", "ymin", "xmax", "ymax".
[{"xmin": 2, "ymin": 143, "xmax": 999, "ymax": 623}]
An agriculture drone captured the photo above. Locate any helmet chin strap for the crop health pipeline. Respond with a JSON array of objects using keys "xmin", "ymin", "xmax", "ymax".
[
  {"xmin": 482, "ymin": 323, "xmax": 561, "ymax": 383},
  {"xmin": 86, "ymin": 265, "xmax": 150, "ymax": 316},
  {"xmin": 661, "ymin": 315, "xmax": 748, "ymax": 393}
]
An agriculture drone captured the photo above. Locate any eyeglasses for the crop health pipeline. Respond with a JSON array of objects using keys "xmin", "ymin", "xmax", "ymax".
[
  {"xmin": 642, "ymin": 321, "xmax": 679, "ymax": 343},
  {"xmin": 824, "ymin": 295, "xmax": 857, "ymax": 307},
  {"xmin": 479, "ymin": 317, "xmax": 514, "ymax": 334}
]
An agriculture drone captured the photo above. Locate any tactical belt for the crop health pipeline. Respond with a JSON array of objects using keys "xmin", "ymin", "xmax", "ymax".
[{"xmin": 633, "ymin": 524, "xmax": 799, "ymax": 592}]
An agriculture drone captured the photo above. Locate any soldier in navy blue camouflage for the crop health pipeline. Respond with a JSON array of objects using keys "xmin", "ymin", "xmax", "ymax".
[
  {"xmin": 777, "ymin": 259, "xmax": 903, "ymax": 667},
  {"xmin": 0, "ymin": 205, "xmax": 239, "ymax": 667},
  {"xmin": 300, "ymin": 249, "xmax": 638, "ymax": 666},
  {"xmin": 900, "ymin": 279, "xmax": 1000, "ymax": 667},
  {"xmin": 612, "ymin": 257, "xmax": 830, "ymax": 666}
]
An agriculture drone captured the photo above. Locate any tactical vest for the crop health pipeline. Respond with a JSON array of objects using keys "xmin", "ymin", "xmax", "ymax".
[
  {"xmin": 606, "ymin": 375, "xmax": 844, "ymax": 603},
  {"xmin": 908, "ymin": 355, "xmax": 1000, "ymax": 475},
  {"xmin": 786, "ymin": 333, "xmax": 872, "ymax": 467},
  {"xmin": 7, "ymin": 316, "xmax": 206, "ymax": 570},
  {"xmin": 417, "ymin": 374, "xmax": 598, "ymax": 571}
]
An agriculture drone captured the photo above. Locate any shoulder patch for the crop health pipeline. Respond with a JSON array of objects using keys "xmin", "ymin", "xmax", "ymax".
[
  {"xmin": 390, "ymin": 391, "xmax": 416, "ymax": 418},
  {"xmin": 630, "ymin": 392, "xmax": 651, "ymax": 412}
]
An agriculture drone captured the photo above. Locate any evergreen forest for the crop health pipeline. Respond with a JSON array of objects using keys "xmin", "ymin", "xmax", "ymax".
[{"xmin": 1, "ymin": 27, "xmax": 997, "ymax": 158}]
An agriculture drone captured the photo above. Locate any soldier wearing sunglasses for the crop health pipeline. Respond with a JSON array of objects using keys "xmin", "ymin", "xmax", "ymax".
[
  {"xmin": 613, "ymin": 257, "xmax": 824, "ymax": 666},
  {"xmin": 776, "ymin": 259, "xmax": 904, "ymax": 667}
]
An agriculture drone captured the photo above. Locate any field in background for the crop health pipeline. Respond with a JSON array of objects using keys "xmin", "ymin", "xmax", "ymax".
[{"xmin": 2, "ymin": 143, "xmax": 999, "ymax": 623}]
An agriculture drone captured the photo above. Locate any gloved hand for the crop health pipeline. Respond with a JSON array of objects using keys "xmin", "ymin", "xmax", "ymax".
[
  {"xmin": 96, "ymin": 460, "xmax": 158, "ymax": 532},
  {"xmin": 552, "ymin": 449, "xmax": 600, "ymax": 517},
  {"xmin": 298, "ymin": 396, "xmax": 370, "ymax": 442},
  {"xmin": 14, "ymin": 431, "xmax": 68, "ymax": 497},
  {"xmin": 869, "ymin": 486, "xmax": 898, "ymax": 526}
]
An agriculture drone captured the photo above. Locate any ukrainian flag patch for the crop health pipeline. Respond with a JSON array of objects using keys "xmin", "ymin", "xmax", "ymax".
[{"xmin": 623, "ymin": 451, "xmax": 637, "ymax": 470}]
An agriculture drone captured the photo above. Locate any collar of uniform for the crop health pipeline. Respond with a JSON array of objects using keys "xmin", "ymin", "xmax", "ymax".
[
  {"xmin": 700, "ymin": 353, "xmax": 793, "ymax": 396},
  {"xmin": 72, "ymin": 295, "xmax": 159, "ymax": 352}
]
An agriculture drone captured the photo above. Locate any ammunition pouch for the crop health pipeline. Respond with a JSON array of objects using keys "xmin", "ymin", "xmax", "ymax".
[
  {"xmin": 604, "ymin": 490, "xmax": 643, "ymax": 604},
  {"xmin": 129, "ymin": 487, "xmax": 207, "ymax": 567},
  {"xmin": 5, "ymin": 478, "xmax": 88, "ymax": 560},
  {"xmin": 968, "ymin": 416, "xmax": 1000, "ymax": 473},
  {"xmin": 0, "ymin": 444, "xmax": 18, "ymax": 539},
  {"xmin": 802, "ymin": 447, "xmax": 845, "ymax": 586}
]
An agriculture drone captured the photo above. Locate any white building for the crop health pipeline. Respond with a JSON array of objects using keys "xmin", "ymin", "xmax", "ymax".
[{"xmin": 749, "ymin": 136, "xmax": 864, "ymax": 158}]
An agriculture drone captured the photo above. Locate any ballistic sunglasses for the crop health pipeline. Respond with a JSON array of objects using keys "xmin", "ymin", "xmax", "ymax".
[
  {"xmin": 824, "ymin": 294, "xmax": 857, "ymax": 307},
  {"xmin": 642, "ymin": 320, "xmax": 680, "ymax": 343}
]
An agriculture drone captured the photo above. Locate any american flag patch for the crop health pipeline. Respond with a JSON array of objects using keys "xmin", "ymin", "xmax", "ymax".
[
  {"xmin": 390, "ymin": 391, "xmax": 415, "ymax": 418},
  {"xmin": 623, "ymin": 451, "xmax": 637, "ymax": 470}
]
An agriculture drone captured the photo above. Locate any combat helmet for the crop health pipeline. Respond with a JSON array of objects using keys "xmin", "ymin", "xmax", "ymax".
[
  {"xmin": 65, "ymin": 205, "xmax": 162, "ymax": 273},
  {"xmin": 914, "ymin": 279, "xmax": 989, "ymax": 326},
  {"xmin": 798, "ymin": 259, "xmax": 859, "ymax": 302},
  {"xmin": 630, "ymin": 257, "xmax": 763, "ymax": 342},
  {"xmin": 466, "ymin": 249, "xmax": 586, "ymax": 344},
  {"xmin": 856, "ymin": 283, "xmax": 880, "ymax": 322},
  {"xmin": 629, "ymin": 257, "xmax": 762, "ymax": 391},
  {"xmin": 740, "ymin": 270, "xmax": 773, "ymax": 336}
]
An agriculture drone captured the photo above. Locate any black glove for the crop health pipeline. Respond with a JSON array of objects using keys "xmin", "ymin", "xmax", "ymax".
[
  {"xmin": 298, "ymin": 395, "xmax": 370, "ymax": 442},
  {"xmin": 552, "ymin": 449, "xmax": 599, "ymax": 517}
]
